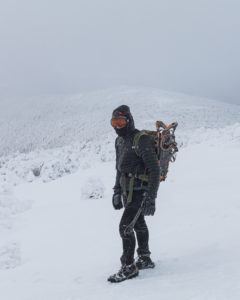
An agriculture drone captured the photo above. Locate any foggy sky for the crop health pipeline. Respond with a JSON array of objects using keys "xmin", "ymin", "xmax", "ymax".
[{"xmin": 0, "ymin": 0, "xmax": 240, "ymax": 104}]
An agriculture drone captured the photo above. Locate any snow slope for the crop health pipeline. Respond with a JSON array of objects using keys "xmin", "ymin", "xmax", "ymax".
[
  {"xmin": 0, "ymin": 87, "xmax": 240, "ymax": 300},
  {"xmin": 0, "ymin": 87, "xmax": 239, "ymax": 191}
]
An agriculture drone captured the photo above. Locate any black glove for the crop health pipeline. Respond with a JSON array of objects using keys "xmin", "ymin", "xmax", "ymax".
[
  {"xmin": 142, "ymin": 192, "xmax": 155, "ymax": 216},
  {"xmin": 112, "ymin": 193, "xmax": 123, "ymax": 210}
]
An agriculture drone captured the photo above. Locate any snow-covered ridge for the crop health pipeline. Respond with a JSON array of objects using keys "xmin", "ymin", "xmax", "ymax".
[
  {"xmin": 1, "ymin": 87, "xmax": 239, "ymax": 156},
  {"xmin": 0, "ymin": 87, "xmax": 239, "ymax": 191}
]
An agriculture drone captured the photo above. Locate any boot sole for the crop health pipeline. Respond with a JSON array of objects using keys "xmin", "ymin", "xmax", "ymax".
[{"xmin": 108, "ymin": 270, "xmax": 139, "ymax": 283}]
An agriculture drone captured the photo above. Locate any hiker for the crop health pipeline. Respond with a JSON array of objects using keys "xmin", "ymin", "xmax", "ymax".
[{"xmin": 108, "ymin": 105, "xmax": 160, "ymax": 283}]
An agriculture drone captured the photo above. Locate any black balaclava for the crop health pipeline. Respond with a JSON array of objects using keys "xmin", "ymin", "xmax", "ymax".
[{"xmin": 112, "ymin": 105, "xmax": 135, "ymax": 137}]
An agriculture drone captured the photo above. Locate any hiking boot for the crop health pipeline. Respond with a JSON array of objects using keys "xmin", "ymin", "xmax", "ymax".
[
  {"xmin": 135, "ymin": 255, "xmax": 155, "ymax": 270},
  {"xmin": 108, "ymin": 263, "xmax": 139, "ymax": 283}
]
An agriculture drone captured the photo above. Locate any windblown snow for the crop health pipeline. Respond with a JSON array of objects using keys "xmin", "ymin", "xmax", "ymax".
[{"xmin": 0, "ymin": 87, "xmax": 240, "ymax": 300}]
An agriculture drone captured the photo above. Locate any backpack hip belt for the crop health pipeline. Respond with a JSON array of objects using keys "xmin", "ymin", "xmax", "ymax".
[{"xmin": 121, "ymin": 172, "xmax": 148, "ymax": 203}]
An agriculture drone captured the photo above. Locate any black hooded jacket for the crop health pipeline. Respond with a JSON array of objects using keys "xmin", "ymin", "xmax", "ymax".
[{"xmin": 112, "ymin": 105, "xmax": 160, "ymax": 199}]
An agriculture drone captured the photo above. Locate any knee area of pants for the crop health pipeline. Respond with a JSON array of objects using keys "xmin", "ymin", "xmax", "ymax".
[
  {"xmin": 119, "ymin": 224, "xmax": 134, "ymax": 237},
  {"xmin": 119, "ymin": 224, "xmax": 126, "ymax": 237}
]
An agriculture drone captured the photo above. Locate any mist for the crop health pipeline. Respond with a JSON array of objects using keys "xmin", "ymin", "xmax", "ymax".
[{"xmin": 0, "ymin": 0, "xmax": 240, "ymax": 104}]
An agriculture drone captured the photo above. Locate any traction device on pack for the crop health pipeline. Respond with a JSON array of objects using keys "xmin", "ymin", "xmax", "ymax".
[{"xmin": 155, "ymin": 121, "xmax": 178, "ymax": 181}]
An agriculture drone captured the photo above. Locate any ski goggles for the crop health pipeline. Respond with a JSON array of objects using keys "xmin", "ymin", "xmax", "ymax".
[{"xmin": 110, "ymin": 116, "xmax": 128, "ymax": 128}]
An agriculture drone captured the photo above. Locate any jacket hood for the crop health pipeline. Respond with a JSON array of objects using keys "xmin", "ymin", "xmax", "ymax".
[{"xmin": 112, "ymin": 105, "xmax": 135, "ymax": 137}]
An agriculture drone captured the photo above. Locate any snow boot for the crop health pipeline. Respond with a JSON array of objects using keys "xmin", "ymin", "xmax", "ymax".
[
  {"xmin": 135, "ymin": 255, "xmax": 155, "ymax": 270},
  {"xmin": 108, "ymin": 263, "xmax": 139, "ymax": 283}
]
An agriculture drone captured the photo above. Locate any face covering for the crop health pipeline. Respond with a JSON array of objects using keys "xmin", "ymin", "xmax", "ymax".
[{"xmin": 112, "ymin": 105, "xmax": 135, "ymax": 137}]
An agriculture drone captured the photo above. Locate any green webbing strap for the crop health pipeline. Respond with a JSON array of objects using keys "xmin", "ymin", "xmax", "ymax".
[
  {"xmin": 133, "ymin": 131, "xmax": 146, "ymax": 156},
  {"xmin": 138, "ymin": 173, "xmax": 149, "ymax": 182},
  {"xmin": 121, "ymin": 172, "xmax": 149, "ymax": 203},
  {"xmin": 121, "ymin": 173, "xmax": 135, "ymax": 203},
  {"xmin": 121, "ymin": 173, "xmax": 127, "ymax": 198},
  {"xmin": 133, "ymin": 130, "xmax": 155, "ymax": 156},
  {"xmin": 127, "ymin": 176, "xmax": 135, "ymax": 203}
]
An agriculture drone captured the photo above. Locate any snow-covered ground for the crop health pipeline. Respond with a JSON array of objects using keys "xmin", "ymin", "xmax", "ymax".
[{"xmin": 0, "ymin": 87, "xmax": 240, "ymax": 299}]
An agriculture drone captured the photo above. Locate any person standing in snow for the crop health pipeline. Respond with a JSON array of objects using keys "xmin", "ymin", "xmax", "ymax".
[{"xmin": 108, "ymin": 105, "xmax": 160, "ymax": 283}]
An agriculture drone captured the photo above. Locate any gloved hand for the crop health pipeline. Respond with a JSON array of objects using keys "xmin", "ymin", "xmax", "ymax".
[
  {"xmin": 142, "ymin": 192, "xmax": 155, "ymax": 216},
  {"xmin": 112, "ymin": 193, "xmax": 123, "ymax": 210}
]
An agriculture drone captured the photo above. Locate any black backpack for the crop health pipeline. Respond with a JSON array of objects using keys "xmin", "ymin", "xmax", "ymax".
[{"xmin": 132, "ymin": 121, "xmax": 178, "ymax": 182}]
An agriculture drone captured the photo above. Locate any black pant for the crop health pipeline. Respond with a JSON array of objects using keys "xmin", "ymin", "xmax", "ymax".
[{"xmin": 119, "ymin": 190, "xmax": 151, "ymax": 266}]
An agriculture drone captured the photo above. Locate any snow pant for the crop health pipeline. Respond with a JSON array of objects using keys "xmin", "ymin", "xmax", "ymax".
[{"xmin": 119, "ymin": 190, "xmax": 151, "ymax": 266}]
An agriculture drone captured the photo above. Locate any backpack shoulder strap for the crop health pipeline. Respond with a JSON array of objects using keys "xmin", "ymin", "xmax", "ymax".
[{"xmin": 133, "ymin": 130, "xmax": 148, "ymax": 156}]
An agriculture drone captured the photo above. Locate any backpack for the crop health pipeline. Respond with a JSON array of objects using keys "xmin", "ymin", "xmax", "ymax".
[{"xmin": 133, "ymin": 121, "xmax": 178, "ymax": 182}]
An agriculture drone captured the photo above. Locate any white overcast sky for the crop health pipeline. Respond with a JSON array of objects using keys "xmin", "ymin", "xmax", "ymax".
[{"xmin": 0, "ymin": 0, "xmax": 240, "ymax": 104}]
